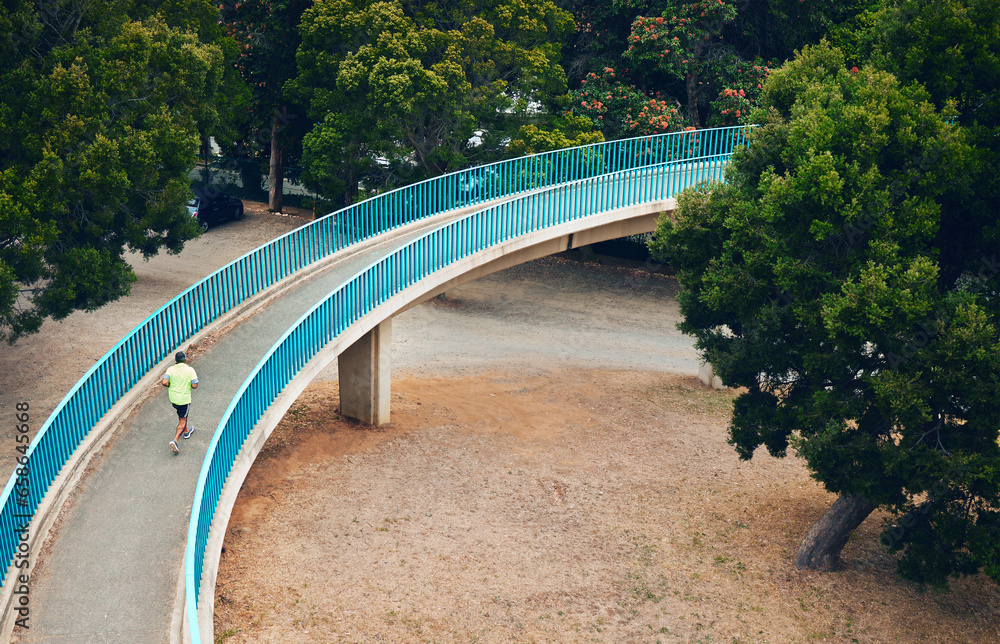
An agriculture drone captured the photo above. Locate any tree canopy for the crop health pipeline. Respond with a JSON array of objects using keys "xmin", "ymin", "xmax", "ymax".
[
  {"xmin": 650, "ymin": 38, "xmax": 1000, "ymax": 587},
  {"xmin": 623, "ymin": 0, "xmax": 738, "ymax": 127},
  {"xmin": 289, "ymin": 0, "xmax": 575, "ymax": 205},
  {"xmin": 567, "ymin": 67, "xmax": 684, "ymax": 138},
  {"xmin": 220, "ymin": 0, "xmax": 309, "ymax": 212},
  {"xmin": 0, "ymin": 0, "xmax": 233, "ymax": 342}
]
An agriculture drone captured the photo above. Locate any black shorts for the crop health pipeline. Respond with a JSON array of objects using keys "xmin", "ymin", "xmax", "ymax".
[{"xmin": 172, "ymin": 403, "xmax": 190, "ymax": 419}]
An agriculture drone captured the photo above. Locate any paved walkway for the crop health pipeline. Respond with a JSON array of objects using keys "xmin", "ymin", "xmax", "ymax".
[{"xmin": 18, "ymin": 222, "xmax": 443, "ymax": 643}]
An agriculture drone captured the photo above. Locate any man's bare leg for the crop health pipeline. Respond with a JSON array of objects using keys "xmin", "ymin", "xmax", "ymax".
[{"xmin": 174, "ymin": 417, "xmax": 187, "ymax": 443}]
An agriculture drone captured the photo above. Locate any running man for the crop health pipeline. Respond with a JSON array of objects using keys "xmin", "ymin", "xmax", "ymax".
[{"xmin": 161, "ymin": 351, "xmax": 198, "ymax": 453}]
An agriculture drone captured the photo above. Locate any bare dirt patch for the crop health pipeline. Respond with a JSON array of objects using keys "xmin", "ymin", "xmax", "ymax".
[{"xmin": 214, "ymin": 370, "xmax": 1000, "ymax": 643}]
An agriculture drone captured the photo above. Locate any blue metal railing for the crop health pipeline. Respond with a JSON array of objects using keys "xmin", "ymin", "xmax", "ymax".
[
  {"xmin": 183, "ymin": 147, "xmax": 742, "ymax": 641},
  {"xmin": 0, "ymin": 127, "xmax": 739, "ymax": 583},
  {"xmin": 0, "ymin": 126, "xmax": 749, "ymax": 637},
  {"xmin": 0, "ymin": 127, "xmax": 747, "ymax": 590}
]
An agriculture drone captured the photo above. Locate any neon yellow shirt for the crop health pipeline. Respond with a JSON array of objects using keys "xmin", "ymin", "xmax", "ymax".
[{"xmin": 165, "ymin": 363, "xmax": 198, "ymax": 405}]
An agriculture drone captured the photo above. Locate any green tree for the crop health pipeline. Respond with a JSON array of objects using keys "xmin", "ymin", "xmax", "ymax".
[
  {"xmin": 136, "ymin": 0, "xmax": 251, "ymax": 150},
  {"xmin": 706, "ymin": 54, "xmax": 774, "ymax": 127},
  {"xmin": 865, "ymin": 0, "xmax": 1000, "ymax": 291},
  {"xmin": 289, "ymin": 0, "xmax": 574, "ymax": 205},
  {"xmin": 568, "ymin": 67, "xmax": 685, "ymax": 138},
  {"xmin": 650, "ymin": 42, "xmax": 1000, "ymax": 586},
  {"xmin": 0, "ymin": 1, "xmax": 227, "ymax": 342},
  {"xmin": 623, "ymin": 0, "xmax": 739, "ymax": 126},
  {"xmin": 507, "ymin": 114, "xmax": 604, "ymax": 155},
  {"xmin": 562, "ymin": 0, "xmax": 882, "ymax": 129},
  {"xmin": 729, "ymin": 0, "xmax": 883, "ymax": 64},
  {"xmin": 868, "ymin": 0, "xmax": 999, "ymax": 126},
  {"xmin": 221, "ymin": 0, "xmax": 310, "ymax": 212},
  {"xmin": 559, "ymin": 0, "xmax": 658, "ymax": 85}
]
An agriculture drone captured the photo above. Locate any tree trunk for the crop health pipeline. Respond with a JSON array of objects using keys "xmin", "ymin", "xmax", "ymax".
[
  {"xmin": 344, "ymin": 162, "xmax": 359, "ymax": 207},
  {"xmin": 795, "ymin": 494, "xmax": 876, "ymax": 571},
  {"xmin": 201, "ymin": 136, "xmax": 211, "ymax": 185},
  {"xmin": 685, "ymin": 72, "xmax": 701, "ymax": 128},
  {"xmin": 268, "ymin": 115, "xmax": 284, "ymax": 213}
]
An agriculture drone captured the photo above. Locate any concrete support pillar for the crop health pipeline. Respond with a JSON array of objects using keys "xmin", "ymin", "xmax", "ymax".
[
  {"xmin": 698, "ymin": 361, "xmax": 725, "ymax": 390},
  {"xmin": 338, "ymin": 319, "xmax": 391, "ymax": 425}
]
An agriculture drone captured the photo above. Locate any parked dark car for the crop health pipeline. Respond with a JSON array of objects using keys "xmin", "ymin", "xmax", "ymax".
[{"xmin": 188, "ymin": 192, "xmax": 244, "ymax": 232}]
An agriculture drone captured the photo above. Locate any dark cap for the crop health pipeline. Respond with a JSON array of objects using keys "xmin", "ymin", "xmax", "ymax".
[{"xmin": 175, "ymin": 351, "xmax": 186, "ymax": 363}]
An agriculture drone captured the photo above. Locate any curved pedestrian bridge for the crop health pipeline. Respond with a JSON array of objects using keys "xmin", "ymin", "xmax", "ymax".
[{"xmin": 0, "ymin": 126, "xmax": 746, "ymax": 643}]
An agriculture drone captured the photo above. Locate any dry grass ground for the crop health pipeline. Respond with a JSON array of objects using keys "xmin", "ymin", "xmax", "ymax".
[{"xmin": 213, "ymin": 368, "xmax": 1000, "ymax": 643}]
